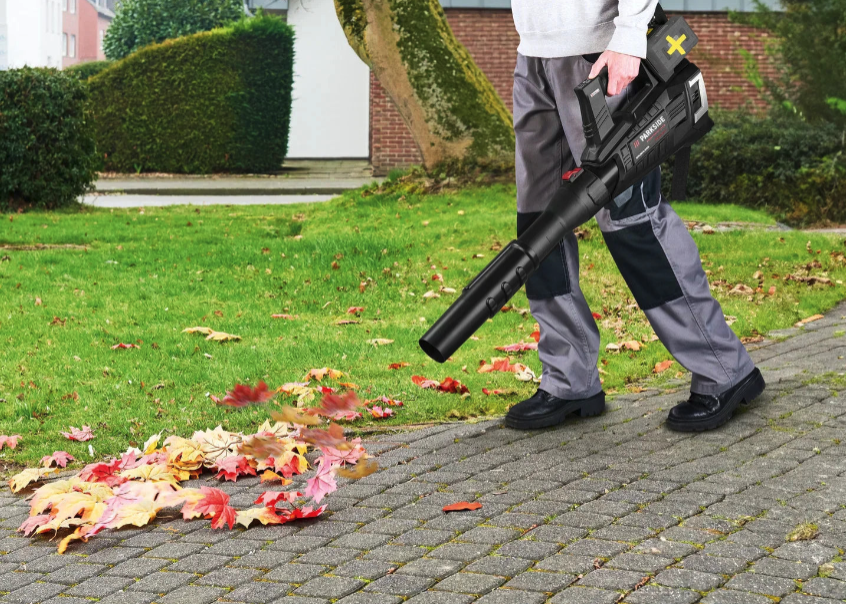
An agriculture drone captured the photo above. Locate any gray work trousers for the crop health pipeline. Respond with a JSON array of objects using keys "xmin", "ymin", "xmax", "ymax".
[{"xmin": 514, "ymin": 53, "xmax": 755, "ymax": 399}]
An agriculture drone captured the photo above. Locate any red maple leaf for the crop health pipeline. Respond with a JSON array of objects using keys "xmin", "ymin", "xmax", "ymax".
[
  {"xmin": 317, "ymin": 391, "xmax": 361, "ymax": 417},
  {"xmin": 214, "ymin": 456, "xmax": 257, "ymax": 482},
  {"xmin": 388, "ymin": 362, "xmax": 410, "ymax": 370},
  {"xmin": 438, "ymin": 377, "xmax": 469, "ymax": 394},
  {"xmin": 364, "ymin": 396, "xmax": 403, "ymax": 407},
  {"xmin": 191, "ymin": 487, "xmax": 238, "ymax": 530},
  {"xmin": 368, "ymin": 406, "xmax": 394, "ymax": 419},
  {"xmin": 219, "ymin": 381, "xmax": 274, "ymax": 407},
  {"xmin": 254, "ymin": 490, "xmax": 302, "ymax": 508},
  {"xmin": 591, "ymin": 312, "xmax": 602, "ymax": 319},
  {"xmin": 412, "ymin": 375, "xmax": 440, "ymax": 389},
  {"xmin": 290, "ymin": 505, "xmax": 326, "ymax": 520},
  {"xmin": 347, "ymin": 306, "xmax": 365, "ymax": 314},
  {"xmin": 111, "ymin": 343, "xmax": 140, "ymax": 349},
  {"xmin": 79, "ymin": 460, "xmax": 126, "ymax": 487},
  {"xmin": 61, "ymin": 425, "xmax": 94, "ymax": 441}
]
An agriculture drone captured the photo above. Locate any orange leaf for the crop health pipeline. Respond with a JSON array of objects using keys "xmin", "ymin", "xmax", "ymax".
[
  {"xmin": 260, "ymin": 470, "xmax": 291, "ymax": 484},
  {"xmin": 654, "ymin": 360, "xmax": 674, "ymax": 373},
  {"xmin": 388, "ymin": 362, "xmax": 410, "ymax": 370},
  {"xmin": 443, "ymin": 501, "xmax": 482, "ymax": 512}
]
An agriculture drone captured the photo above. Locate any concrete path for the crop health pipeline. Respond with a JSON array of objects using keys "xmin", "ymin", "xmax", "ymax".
[
  {"xmin": 83, "ymin": 194, "xmax": 336, "ymax": 208},
  {"xmin": 3, "ymin": 303, "xmax": 846, "ymax": 603},
  {"xmin": 94, "ymin": 159, "xmax": 380, "ymax": 198}
]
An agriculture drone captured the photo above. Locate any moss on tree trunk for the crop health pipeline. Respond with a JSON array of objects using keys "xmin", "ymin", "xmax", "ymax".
[{"xmin": 335, "ymin": 0, "xmax": 515, "ymax": 171}]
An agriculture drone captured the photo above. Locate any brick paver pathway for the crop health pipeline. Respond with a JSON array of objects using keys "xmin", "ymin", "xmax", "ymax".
[{"xmin": 3, "ymin": 304, "xmax": 846, "ymax": 603}]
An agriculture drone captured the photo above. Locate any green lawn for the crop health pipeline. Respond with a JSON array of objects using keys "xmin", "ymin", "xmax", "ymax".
[{"xmin": 1, "ymin": 185, "xmax": 843, "ymax": 467}]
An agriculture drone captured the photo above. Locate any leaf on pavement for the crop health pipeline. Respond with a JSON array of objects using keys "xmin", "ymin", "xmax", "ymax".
[
  {"xmin": 335, "ymin": 458, "xmax": 379, "ymax": 479},
  {"xmin": 9, "ymin": 467, "xmax": 60, "ymax": 493},
  {"xmin": 443, "ymin": 501, "xmax": 482, "ymax": 512},
  {"xmin": 304, "ymin": 461, "xmax": 337, "ymax": 505},
  {"xmin": 213, "ymin": 455, "xmax": 257, "ymax": 482}
]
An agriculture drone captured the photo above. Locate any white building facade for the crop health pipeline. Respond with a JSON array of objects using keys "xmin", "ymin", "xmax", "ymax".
[{"xmin": 0, "ymin": 0, "xmax": 63, "ymax": 70}]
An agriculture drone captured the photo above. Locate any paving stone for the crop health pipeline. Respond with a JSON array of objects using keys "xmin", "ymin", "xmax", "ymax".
[
  {"xmin": 335, "ymin": 594, "xmax": 402, "ymax": 604},
  {"xmin": 4, "ymin": 581, "xmax": 67, "ymax": 603},
  {"xmin": 157, "ymin": 585, "xmax": 230, "ymax": 604},
  {"xmin": 41, "ymin": 597, "xmax": 97, "ymax": 604},
  {"xmin": 364, "ymin": 574, "xmax": 435, "ymax": 596},
  {"xmin": 701, "ymin": 589, "xmax": 774, "ymax": 604},
  {"xmin": 295, "ymin": 576, "xmax": 365, "ymax": 598},
  {"xmin": 64, "ymin": 575, "xmax": 134, "ymax": 597},
  {"xmin": 144, "ymin": 541, "xmax": 207, "ymax": 559},
  {"xmin": 363, "ymin": 545, "xmax": 428, "ymax": 563},
  {"xmin": 495, "ymin": 539, "xmax": 560, "ymax": 560},
  {"xmin": 549, "ymin": 587, "xmax": 620, "ymax": 604},
  {"xmin": 127, "ymin": 570, "xmax": 195, "ymax": 592},
  {"xmin": 393, "ymin": 530, "xmax": 455, "ymax": 548},
  {"xmin": 432, "ymin": 572, "xmax": 505, "ymax": 594},
  {"xmin": 504, "ymin": 569, "xmax": 576, "ymax": 592},
  {"xmin": 751, "ymin": 556, "xmax": 817, "ymax": 579},
  {"xmin": 470, "ymin": 588, "xmax": 544, "ymax": 603},
  {"xmin": 725, "ymin": 572, "xmax": 797, "ymax": 597},
  {"xmin": 296, "ymin": 546, "xmax": 360, "ymax": 566},
  {"xmin": 654, "ymin": 568, "xmax": 724, "ymax": 591},
  {"xmin": 97, "ymin": 593, "xmax": 160, "ymax": 604},
  {"xmin": 803, "ymin": 577, "xmax": 846, "ymax": 600},
  {"xmin": 607, "ymin": 553, "xmax": 673, "ymax": 573},
  {"xmin": 105, "ymin": 556, "xmax": 171, "ymax": 577},
  {"xmin": 330, "ymin": 531, "xmax": 392, "ymax": 550},
  {"xmin": 535, "ymin": 554, "xmax": 598, "ymax": 574},
  {"xmin": 268, "ymin": 536, "xmax": 331, "ymax": 553},
  {"xmin": 265, "ymin": 563, "xmax": 328, "ymax": 584},
  {"xmin": 464, "ymin": 555, "xmax": 532, "ymax": 577},
  {"xmin": 0, "ymin": 571, "xmax": 39, "ymax": 592},
  {"xmin": 230, "ymin": 550, "xmax": 298, "ymax": 569},
  {"xmin": 398, "ymin": 558, "xmax": 465, "ymax": 579},
  {"xmin": 562, "ymin": 538, "xmax": 630, "ymax": 558},
  {"xmin": 428, "ymin": 543, "xmax": 493, "ymax": 561},
  {"xmin": 680, "ymin": 553, "xmax": 748, "ymax": 575},
  {"xmin": 194, "ymin": 566, "xmax": 263, "ymax": 587},
  {"xmin": 780, "ymin": 594, "xmax": 843, "ymax": 604},
  {"xmin": 404, "ymin": 593, "xmax": 474, "ymax": 604},
  {"xmin": 773, "ymin": 542, "xmax": 839, "ymax": 565},
  {"xmin": 578, "ymin": 568, "xmax": 648, "ymax": 590},
  {"xmin": 457, "ymin": 527, "xmax": 521, "ymax": 545},
  {"xmin": 622, "ymin": 585, "xmax": 701, "ymax": 604},
  {"xmin": 44, "ymin": 561, "xmax": 107, "ymax": 584}
]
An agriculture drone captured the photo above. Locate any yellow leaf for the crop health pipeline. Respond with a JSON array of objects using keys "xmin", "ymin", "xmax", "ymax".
[
  {"xmin": 270, "ymin": 407, "xmax": 321, "ymax": 426},
  {"xmin": 119, "ymin": 464, "xmax": 180, "ymax": 486},
  {"xmin": 104, "ymin": 499, "xmax": 159, "ymax": 530},
  {"xmin": 205, "ymin": 330, "xmax": 241, "ymax": 342},
  {"xmin": 366, "ymin": 339, "xmax": 394, "ymax": 346},
  {"xmin": 9, "ymin": 467, "xmax": 59, "ymax": 493},
  {"xmin": 303, "ymin": 367, "xmax": 343, "ymax": 382},
  {"xmin": 58, "ymin": 525, "xmax": 93, "ymax": 554},
  {"xmin": 142, "ymin": 433, "xmax": 162, "ymax": 455},
  {"xmin": 191, "ymin": 426, "xmax": 242, "ymax": 462},
  {"xmin": 164, "ymin": 436, "xmax": 205, "ymax": 471},
  {"xmin": 182, "ymin": 326, "xmax": 214, "ymax": 335},
  {"xmin": 235, "ymin": 506, "xmax": 285, "ymax": 528},
  {"xmin": 621, "ymin": 340, "xmax": 641, "ymax": 352}
]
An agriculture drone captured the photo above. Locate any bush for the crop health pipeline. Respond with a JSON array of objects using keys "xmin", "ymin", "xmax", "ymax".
[
  {"xmin": 65, "ymin": 60, "xmax": 113, "ymax": 81},
  {"xmin": 0, "ymin": 68, "xmax": 99, "ymax": 210},
  {"xmin": 104, "ymin": 0, "xmax": 244, "ymax": 60},
  {"xmin": 89, "ymin": 15, "xmax": 295, "ymax": 174},
  {"xmin": 663, "ymin": 111, "xmax": 845, "ymax": 225}
]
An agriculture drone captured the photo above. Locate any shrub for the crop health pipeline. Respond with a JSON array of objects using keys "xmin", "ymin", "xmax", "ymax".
[
  {"xmin": 663, "ymin": 111, "xmax": 845, "ymax": 225},
  {"xmin": 0, "ymin": 68, "xmax": 99, "ymax": 210},
  {"xmin": 104, "ymin": 0, "xmax": 244, "ymax": 60},
  {"xmin": 65, "ymin": 60, "xmax": 113, "ymax": 81},
  {"xmin": 88, "ymin": 15, "xmax": 295, "ymax": 174}
]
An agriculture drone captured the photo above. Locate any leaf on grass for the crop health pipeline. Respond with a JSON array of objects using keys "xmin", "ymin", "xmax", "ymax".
[
  {"xmin": 304, "ymin": 367, "xmax": 344, "ymax": 382},
  {"xmin": 0, "ymin": 434, "xmax": 21, "ymax": 450},
  {"xmin": 389, "ymin": 362, "xmax": 410, "ymax": 370},
  {"xmin": 336, "ymin": 319, "xmax": 360, "ymax": 325},
  {"xmin": 728, "ymin": 283, "xmax": 754, "ymax": 296},
  {"xmin": 412, "ymin": 375, "xmax": 470, "ymax": 394},
  {"xmin": 183, "ymin": 326, "xmax": 214, "ymax": 335},
  {"xmin": 591, "ymin": 312, "xmax": 602, "ymax": 319},
  {"xmin": 495, "ymin": 342, "xmax": 538, "ymax": 352},
  {"xmin": 41, "ymin": 451, "xmax": 74, "ymax": 468},
  {"xmin": 61, "ymin": 425, "xmax": 94, "ymax": 442},
  {"xmin": 111, "ymin": 343, "xmax": 140, "ymax": 349},
  {"xmin": 620, "ymin": 340, "xmax": 641, "ymax": 352},
  {"xmin": 482, "ymin": 388, "xmax": 518, "ymax": 396},
  {"xmin": 315, "ymin": 391, "xmax": 362, "ymax": 418},
  {"xmin": 335, "ymin": 458, "xmax": 379, "ymax": 479},
  {"xmin": 785, "ymin": 274, "xmax": 833, "ymax": 286},
  {"xmin": 271, "ymin": 314, "xmax": 298, "ymax": 320},
  {"xmin": 205, "ymin": 331, "xmax": 241, "ymax": 342},
  {"xmin": 364, "ymin": 396, "xmax": 403, "ymax": 407},
  {"xmin": 218, "ymin": 381, "xmax": 274, "ymax": 408},
  {"xmin": 271, "ymin": 406, "xmax": 322, "ymax": 426},
  {"xmin": 443, "ymin": 501, "xmax": 482, "ymax": 512},
  {"xmin": 654, "ymin": 360, "xmax": 674, "ymax": 373},
  {"xmin": 346, "ymin": 306, "xmax": 365, "ymax": 314},
  {"xmin": 368, "ymin": 406, "xmax": 394, "ymax": 419},
  {"xmin": 367, "ymin": 338, "xmax": 394, "ymax": 346},
  {"xmin": 478, "ymin": 357, "xmax": 528, "ymax": 374}
]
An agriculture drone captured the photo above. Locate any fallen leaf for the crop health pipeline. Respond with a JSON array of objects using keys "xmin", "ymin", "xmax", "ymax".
[
  {"xmin": 482, "ymin": 388, "xmax": 518, "ymax": 396},
  {"xmin": 347, "ymin": 306, "xmax": 365, "ymax": 314},
  {"xmin": 61, "ymin": 425, "xmax": 94, "ymax": 442},
  {"xmin": 0, "ymin": 434, "xmax": 21, "ymax": 450},
  {"xmin": 270, "ymin": 406, "xmax": 322, "ymax": 426},
  {"xmin": 368, "ymin": 406, "xmax": 394, "ymax": 419},
  {"xmin": 412, "ymin": 375, "xmax": 469, "ymax": 394},
  {"xmin": 335, "ymin": 458, "xmax": 379, "ymax": 479},
  {"xmin": 271, "ymin": 314, "xmax": 298, "ymax": 319},
  {"xmin": 620, "ymin": 340, "xmax": 641, "ymax": 352},
  {"xmin": 477, "ymin": 357, "xmax": 528, "ymax": 374},
  {"xmin": 304, "ymin": 367, "xmax": 344, "ymax": 382},
  {"xmin": 388, "ymin": 362, "xmax": 410, "ymax": 370},
  {"xmin": 254, "ymin": 490, "xmax": 303, "ymax": 507},
  {"xmin": 304, "ymin": 461, "xmax": 337, "ymax": 504},
  {"xmin": 111, "ymin": 343, "xmax": 139, "ymax": 350},
  {"xmin": 235, "ymin": 506, "xmax": 287, "ymax": 528},
  {"xmin": 795, "ymin": 314, "xmax": 825, "ymax": 327},
  {"xmin": 218, "ymin": 382, "xmax": 274, "ymax": 408},
  {"xmin": 41, "ymin": 451, "xmax": 74, "ymax": 468},
  {"xmin": 260, "ymin": 470, "xmax": 291, "ymax": 484},
  {"xmin": 367, "ymin": 338, "xmax": 394, "ymax": 346},
  {"xmin": 443, "ymin": 501, "xmax": 482, "ymax": 512},
  {"xmin": 494, "ymin": 342, "xmax": 538, "ymax": 352},
  {"xmin": 205, "ymin": 331, "xmax": 241, "ymax": 342},
  {"xmin": 183, "ymin": 326, "xmax": 214, "ymax": 335},
  {"xmin": 729, "ymin": 284, "xmax": 754, "ymax": 296},
  {"xmin": 182, "ymin": 486, "xmax": 237, "ymax": 530},
  {"xmin": 654, "ymin": 360, "xmax": 674, "ymax": 373},
  {"xmin": 214, "ymin": 456, "xmax": 257, "ymax": 482}
]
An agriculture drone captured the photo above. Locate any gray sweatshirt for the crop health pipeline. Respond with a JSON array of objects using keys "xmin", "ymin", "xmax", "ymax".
[{"xmin": 511, "ymin": 0, "xmax": 660, "ymax": 59}]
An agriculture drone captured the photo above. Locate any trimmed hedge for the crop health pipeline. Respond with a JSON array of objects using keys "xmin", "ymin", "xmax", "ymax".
[
  {"xmin": 89, "ymin": 15, "xmax": 295, "ymax": 174},
  {"xmin": 663, "ymin": 111, "xmax": 846, "ymax": 226},
  {"xmin": 65, "ymin": 60, "xmax": 113, "ymax": 81},
  {"xmin": 0, "ymin": 68, "xmax": 98, "ymax": 210}
]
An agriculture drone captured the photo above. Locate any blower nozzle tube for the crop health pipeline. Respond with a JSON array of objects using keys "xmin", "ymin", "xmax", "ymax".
[{"xmin": 419, "ymin": 165, "xmax": 616, "ymax": 363}]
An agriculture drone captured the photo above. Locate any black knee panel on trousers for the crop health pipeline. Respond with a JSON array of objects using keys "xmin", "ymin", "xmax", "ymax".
[
  {"xmin": 517, "ymin": 211, "xmax": 571, "ymax": 299},
  {"xmin": 608, "ymin": 169, "xmax": 661, "ymax": 222},
  {"xmin": 603, "ymin": 221, "xmax": 684, "ymax": 310}
]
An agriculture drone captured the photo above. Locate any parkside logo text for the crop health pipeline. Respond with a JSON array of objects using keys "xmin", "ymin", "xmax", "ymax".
[{"xmin": 639, "ymin": 115, "xmax": 666, "ymax": 142}]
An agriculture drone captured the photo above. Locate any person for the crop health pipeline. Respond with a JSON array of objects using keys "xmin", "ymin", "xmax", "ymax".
[{"xmin": 504, "ymin": 0, "xmax": 765, "ymax": 432}]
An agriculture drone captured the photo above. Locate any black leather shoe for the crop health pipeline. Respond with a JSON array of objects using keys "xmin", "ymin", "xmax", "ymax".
[
  {"xmin": 666, "ymin": 367, "xmax": 766, "ymax": 432},
  {"xmin": 505, "ymin": 389, "xmax": 605, "ymax": 430}
]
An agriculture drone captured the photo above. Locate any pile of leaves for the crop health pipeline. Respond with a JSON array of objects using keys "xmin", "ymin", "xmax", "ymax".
[{"xmin": 9, "ymin": 390, "xmax": 379, "ymax": 554}]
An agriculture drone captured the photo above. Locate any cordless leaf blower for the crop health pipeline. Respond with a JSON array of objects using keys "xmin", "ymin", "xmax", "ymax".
[{"xmin": 419, "ymin": 6, "xmax": 712, "ymax": 363}]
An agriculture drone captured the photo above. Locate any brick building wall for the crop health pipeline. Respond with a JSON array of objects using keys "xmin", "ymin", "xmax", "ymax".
[{"xmin": 370, "ymin": 9, "xmax": 776, "ymax": 175}]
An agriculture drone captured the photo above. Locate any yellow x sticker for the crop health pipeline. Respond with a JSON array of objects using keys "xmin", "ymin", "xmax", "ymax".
[{"xmin": 667, "ymin": 34, "xmax": 687, "ymax": 55}]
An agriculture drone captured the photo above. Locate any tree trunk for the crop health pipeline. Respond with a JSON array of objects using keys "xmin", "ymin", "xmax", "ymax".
[{"xmin": 334, "ymin": 0, "xmax": 515, "ymax": 171}]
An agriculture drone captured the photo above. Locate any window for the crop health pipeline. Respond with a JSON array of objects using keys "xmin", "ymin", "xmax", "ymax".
[
  {"xmin": 62, "ymin": 33, "xmax": 68, "ymax": 57},
  {"xmin": 70, "ymin": 0, "xmax": 76, "ymax": 13},
  {"xmin": 70, "ymin": 35, "xmax": 76, "ymax": 58},
  {"xmin": 99, "ymin": 29, "xmax": 105, "ymax": 50},
  {"xmin": 62, "ymin": 0, "xmax": 67, "ymax": 11}
]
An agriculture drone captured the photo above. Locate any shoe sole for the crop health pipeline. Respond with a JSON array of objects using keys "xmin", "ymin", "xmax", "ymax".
[
  {"xmin": 505, "ymin": 392, "xmax": 606, "ymax": 430},
  {"xmin": 666, "ymin": 368, "xmax": 766, "ymax": 432}
]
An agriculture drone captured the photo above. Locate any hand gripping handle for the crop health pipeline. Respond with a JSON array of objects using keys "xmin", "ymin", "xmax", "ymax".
[{"xmin": 574, "ymin": 65, "xmax": 614, "ymax": 149}]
